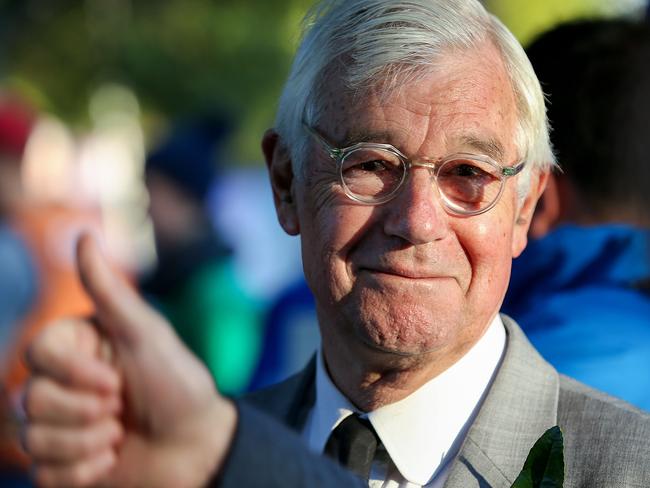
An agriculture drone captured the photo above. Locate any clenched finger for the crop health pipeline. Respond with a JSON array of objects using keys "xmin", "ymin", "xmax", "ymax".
[
  {"xmin": 24, "ymin": 418, "xmax": 123, "ymax": 463},
  {"xmin": 32, "ymin": 448, "xmax": 117, "ymax": 488},
  {"xmin": 24, "ymin": 377, "xmax": 121, "ymax": 426},
  {"xmin": 25, "ymin": 319, "xmax": 119, "ymax": 394}
]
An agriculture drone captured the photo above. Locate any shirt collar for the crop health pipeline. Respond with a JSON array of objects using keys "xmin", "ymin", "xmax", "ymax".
[{"xmin": 304, "ymin": 314, "xmax": 506, "ymax": 485}]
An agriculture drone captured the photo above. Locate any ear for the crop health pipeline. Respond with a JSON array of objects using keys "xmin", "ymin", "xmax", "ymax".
[
  {"xmin": 528, "ymin": 172, "xmax": 561, "ymax": 240},
  {"xmin": 511, "ymin": 169, "xmax": 549, "ymax": 258},
  {"xmin": 262, "ymin": 129, "xmax": 300, "ymax": 236}
]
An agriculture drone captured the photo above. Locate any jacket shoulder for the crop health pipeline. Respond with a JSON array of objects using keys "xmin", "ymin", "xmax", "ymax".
[
  {"xmin": 243, "ymin": 371, "xmax": 305, "ymax": 418},
  {"xmin": 241, "ymin": 356, "xmax": 316, "ymax": 430},
  {"xmin": 558, "ymin": 375, "xmax": 650, "ymax": 486}
]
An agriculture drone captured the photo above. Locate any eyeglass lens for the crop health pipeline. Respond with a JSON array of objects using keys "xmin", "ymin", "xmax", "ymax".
[{"xmin": 340, "ymin": 147, "xmax": 504, "ymax": 213}]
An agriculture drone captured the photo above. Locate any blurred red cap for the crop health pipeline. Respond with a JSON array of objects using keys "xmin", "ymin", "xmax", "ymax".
[{"xmin": 0, "ymin": 96, "xmax": 36, "ymax": 158}]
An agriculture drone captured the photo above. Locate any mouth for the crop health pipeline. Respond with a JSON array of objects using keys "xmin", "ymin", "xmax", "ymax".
[{"xmin": 359, "ymin": 267, "xmax": 449, "ymax": 281}]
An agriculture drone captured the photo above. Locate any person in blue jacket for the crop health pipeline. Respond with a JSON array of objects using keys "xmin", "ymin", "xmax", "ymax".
[
  {"xmin": 503, "ymin": 19, "xmax": 650, "ymax": 410},
  {"xmin": 141, "ymin": 116, "xmax": 262, "ymax": 395}
]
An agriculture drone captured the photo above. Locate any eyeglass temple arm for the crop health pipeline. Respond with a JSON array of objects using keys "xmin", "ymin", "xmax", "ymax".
[
  {"xmin": 502, "ymin": 160, "xmax": 526, "ymax": 177},
  {"xmin": 302, "ymin": 122, "xmax": 341, "ymax": 160}
]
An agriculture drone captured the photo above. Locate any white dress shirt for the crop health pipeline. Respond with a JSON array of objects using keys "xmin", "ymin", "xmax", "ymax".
[{"xmin": 302, "ymin": 315, "xmax": 506, "ymax": 487}]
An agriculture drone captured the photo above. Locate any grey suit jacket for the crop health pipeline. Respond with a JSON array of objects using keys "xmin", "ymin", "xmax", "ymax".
[{"xmin": 226, "ymin": 316, "xmax": 650, "ymax": 487}]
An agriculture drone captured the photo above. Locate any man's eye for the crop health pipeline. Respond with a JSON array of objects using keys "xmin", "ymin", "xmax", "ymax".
[
  {"xmin": 451, "ymin": 163, "xmax": 487, "ymax": 177},
  {"xmin": 343, "ymin": 159, "xmax": 393, "ymax": 175},
  {"xmin": 356, "ymin": 160, "xmax": 389, "ymax": 172},
  {"xmin": 441, "ymin": 162, "xmax": 497, "ymax": 183}
]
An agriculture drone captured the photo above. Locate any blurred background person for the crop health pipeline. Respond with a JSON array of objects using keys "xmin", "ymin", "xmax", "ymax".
[
  {"xmin": 0, "ymin": 93, "xmax": 106, "ymax": 485},
  {"xmin": 141, "ymin": 116, "xmax": 262, "ymax": 395},
  {"xmin": 0, "ymin": 96, "xmax": 38, "ymax": 360},
  {"xmin": 502, "ymin": 19, "xmax": 650, "ymax": 410},
  {"xmin": 0, "ymin": 96, "xmax": 39, "ymax": 488},
  {"xmin": 249, "ymin": 276, "xmax": 319, "ymax": 390}
]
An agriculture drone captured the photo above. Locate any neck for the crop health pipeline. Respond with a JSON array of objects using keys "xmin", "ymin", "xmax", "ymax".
[{"xmin": 322, "ymin": 337, "xmax": 474, "ymax": 412}]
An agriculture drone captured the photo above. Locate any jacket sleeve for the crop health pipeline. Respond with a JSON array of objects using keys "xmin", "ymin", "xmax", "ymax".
[{"xmin": 215, "ymin": 400, "xmax": 366, "ymax": 487}]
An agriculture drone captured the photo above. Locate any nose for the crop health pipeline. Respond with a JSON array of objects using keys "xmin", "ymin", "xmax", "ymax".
[{"xmin": 382, "ymin": 166, "xmax": 450, "ymax": 245}]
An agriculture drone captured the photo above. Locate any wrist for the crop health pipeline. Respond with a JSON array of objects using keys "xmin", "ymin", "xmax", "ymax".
[
  {"xmin": 193, "ymin": 397, "xmax": 238, "ymax": 488},
  {"xmin": 145, "ymin": 396, "xmax": 237, "ymax": 488}
]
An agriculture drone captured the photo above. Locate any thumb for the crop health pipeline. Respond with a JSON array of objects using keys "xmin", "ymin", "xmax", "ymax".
[{"xmin": 76, "ymin": 232, "xmax": 156, "ymax": 344}]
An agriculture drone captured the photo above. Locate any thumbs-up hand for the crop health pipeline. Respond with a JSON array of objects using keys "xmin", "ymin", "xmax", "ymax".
[{"xmin": 22, "ymin": 233, "xmax": 237, "ymax": 488}]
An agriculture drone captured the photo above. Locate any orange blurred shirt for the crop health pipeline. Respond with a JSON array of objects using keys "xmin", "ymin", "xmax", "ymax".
[{"xmin": 1, "ymin": 203, "xmax": 100, "ymax": 467}]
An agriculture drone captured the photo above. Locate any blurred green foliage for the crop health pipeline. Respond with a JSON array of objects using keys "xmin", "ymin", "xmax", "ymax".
[
  {"xmin": 0, "ymin": 0, "xmax": 314, "ymax": 163},
  {"xmin": 1, "ymin": 0, "xmax": 643, "ymax": 164}
]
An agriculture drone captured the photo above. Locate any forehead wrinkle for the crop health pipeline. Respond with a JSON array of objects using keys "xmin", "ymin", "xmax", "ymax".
[
  {"xmin": 320, "ymin": 45, "xmax": 516, "ymax": 162},
  {"xmin": 338, "ymin": 85, "xmax": 430, "ymax": 148}
]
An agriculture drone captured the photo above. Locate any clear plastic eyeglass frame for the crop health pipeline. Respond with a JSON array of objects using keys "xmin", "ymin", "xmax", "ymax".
[{"xmin": 303, "ymin": 122, "xmax": 526, "ymax": 216}]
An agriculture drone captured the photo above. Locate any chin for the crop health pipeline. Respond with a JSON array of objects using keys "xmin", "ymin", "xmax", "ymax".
[{"xmin": 353, "ymin": 313, "xmax": 458, "ymax": 358}]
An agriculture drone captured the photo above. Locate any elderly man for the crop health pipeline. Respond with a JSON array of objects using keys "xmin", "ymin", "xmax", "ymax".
[{"xmin": 22, "ymin": 0, "xmax": 650, "ymax": 487}]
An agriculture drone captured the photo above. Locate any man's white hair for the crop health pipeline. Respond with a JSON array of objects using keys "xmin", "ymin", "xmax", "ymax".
[{"xmin": 274, "ymin": 0, "xmax": 556, "ymax": 198}]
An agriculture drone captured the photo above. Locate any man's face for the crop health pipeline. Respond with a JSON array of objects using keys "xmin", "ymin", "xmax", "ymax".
[{"xmin": 268, "ymin": 42, "xmax": 543, "ymax": 368}]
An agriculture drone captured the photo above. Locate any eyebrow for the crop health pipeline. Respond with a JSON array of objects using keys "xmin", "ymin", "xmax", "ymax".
[
  {"xmin": 456, "ymin": 135, "xmax": 507, "ymax": 163},
  {"xmin": 337, "ymin": 128, "xmax": 508, "ymax": 162},
  {"xmin": 340, "ymin": 129, "xmax": 397, "ymax": 147}
]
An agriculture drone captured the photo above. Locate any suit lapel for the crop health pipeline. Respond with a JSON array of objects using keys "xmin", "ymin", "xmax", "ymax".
[
  {"xmin": 444, "ymin": 316, "xmax": 559, "ymax": 488},
  {"xmin": 283, "ymin": 355, "xmax": 317, "ymax": 430}
]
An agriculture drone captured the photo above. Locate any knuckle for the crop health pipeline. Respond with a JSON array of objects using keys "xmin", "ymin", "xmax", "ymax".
[
  {"xmin": 69, "ymin": 461, "xmax": 97, "ymax": 487},
  {"xmin": 75, "ymin": 431, "xmax": 97, "ymax": 456},
  {"xmin": 23, "ymin": 379, "xmax": 46, "ymax": 420},
  {"xmin": 77, "ymin": 397, "xmax": 102, "ymax": 424},
  {"xmin": 23, "ymin": 427, "xmax": 48, "ymax": 458},
  {"xmin": 108, "ymin": 419, "xmax": 123, "ymax": 441},
  {"xmin": 34, "ymin": 465, "xmax": 86, "ymax": 488},
  {"xmin": 34, "ymin": 463, "xmax": 91, "ymax": 488},
  {"xmin": 21, "ymin": 381, "xmax": 35, "ymax": 419},
  {"xmin": 24, "ymin": 324, "xmax": 61, "ymax": 370},
  {"xmin": 24, "ymin": 425, "xmax": 96, "ymax": 461}
]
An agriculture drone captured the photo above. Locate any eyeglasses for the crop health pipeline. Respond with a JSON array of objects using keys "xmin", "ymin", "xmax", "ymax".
[{"xmin": 304, "ymin": 123, "xmax": 525, "ymax": 216}]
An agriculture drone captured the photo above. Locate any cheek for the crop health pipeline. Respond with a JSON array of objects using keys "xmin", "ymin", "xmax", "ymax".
[
  {"xmin": 463, "ymin": 217, "xmax": 514, "ymax": 295},
  {"xmin": 300, "ymin": 198, "xmax": 376, "ymax": 301}
]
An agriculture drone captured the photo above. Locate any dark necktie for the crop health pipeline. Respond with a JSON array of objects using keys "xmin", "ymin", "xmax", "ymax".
[{"xmin": 324, "ymin": 413, "xmax": 379, "ymax": 480}]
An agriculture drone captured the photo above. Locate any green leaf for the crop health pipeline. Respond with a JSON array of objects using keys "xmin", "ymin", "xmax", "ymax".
[{"xmin": 511, "ymin": 425, "xmax": 564, "ymax": 488}]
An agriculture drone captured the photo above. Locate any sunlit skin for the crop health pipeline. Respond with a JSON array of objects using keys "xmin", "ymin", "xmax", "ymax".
[{"xmin": 264, "ymin": 41, "xmax": 547, "ymax": 411}]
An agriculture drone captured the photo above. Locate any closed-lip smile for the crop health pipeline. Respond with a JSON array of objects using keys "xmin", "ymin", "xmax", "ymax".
[{"xmin": 359, "ymin": 266, "xmax": 448, "ymax": 280}]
